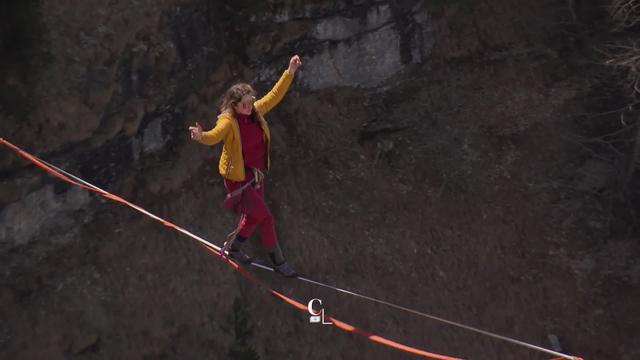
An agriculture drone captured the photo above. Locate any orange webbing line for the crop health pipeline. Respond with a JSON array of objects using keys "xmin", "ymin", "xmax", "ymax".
[
  {"xmin": 0, "ymin": 139, "xmax": 181, "ymax": 230},
  {"xmin": 1, "ymin": 138, "xmax": 99, "ymax": 193},
  {"xmin": 1, "ymin": 138, "xmax": 461, "ymax": 360},
  {"xmin": 202, "ymin": 246, "xmax": 462, "ymax": 360}
]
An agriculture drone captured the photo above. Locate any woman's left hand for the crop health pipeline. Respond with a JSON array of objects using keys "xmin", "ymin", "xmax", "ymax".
[
  {"xmin": 288, "ymin": 55, "xmax": 302, "ymax": 74},
  {"xmin": 189, "ymin": 122, "xmax": 203, "ymax": 141}
]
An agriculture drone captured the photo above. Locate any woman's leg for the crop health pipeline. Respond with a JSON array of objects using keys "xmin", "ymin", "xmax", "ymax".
[
  {"xmin": 249, "ymin": 183, "xmax": 296, "ymax": 277},
  {"xmin": 224, "ymin": 178, "xmax": 260, "ymax": 238},
  {"xmin": 223, "ymin": 178, "xmax": 254, "ymax": 263},
  {"xmin": 237, "ymin": 215, "xmax": 259, "ymax": 239},
  {"xmin": 225, "ymin": 179, "xmax": 296, "ymax": 276},
  {"xmin": 252, "ymin": 184, "xmax": 278, "ymax": 247}
]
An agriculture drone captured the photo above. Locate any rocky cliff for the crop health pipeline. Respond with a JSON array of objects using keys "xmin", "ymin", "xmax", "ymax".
[{"xmin": 1, "ymin": 0, "xmax": 638, "ymax": 359}]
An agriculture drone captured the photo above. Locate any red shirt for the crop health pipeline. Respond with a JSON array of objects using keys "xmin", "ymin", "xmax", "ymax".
[{"xmin": 237, "ymin": 114, "xmax": 267, "ymax": 172}]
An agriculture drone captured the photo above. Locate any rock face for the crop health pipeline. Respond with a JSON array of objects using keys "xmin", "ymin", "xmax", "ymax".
[
  {"xmin": 0, "ymin": 185, "xmax": 91, "ymax": 247},
  {"xmin": 1, "ymin": 0, "xmax": 639, "ymax": 359},
  {"xmin": 296, "ymin": 3, "xmax": 433, "ymax": 89}
]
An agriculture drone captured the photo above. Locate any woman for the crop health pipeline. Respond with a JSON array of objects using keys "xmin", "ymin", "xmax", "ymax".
[{"xmin": 189, "ymin": 55, "xmax": 302, "ymax": 277}]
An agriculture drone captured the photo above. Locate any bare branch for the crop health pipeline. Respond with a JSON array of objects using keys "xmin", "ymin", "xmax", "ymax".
[{"xmin": 610, "ymin": 0, "xmax": 640, "ymax": 30}]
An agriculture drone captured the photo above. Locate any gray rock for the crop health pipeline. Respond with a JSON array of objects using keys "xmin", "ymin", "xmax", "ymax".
[
  {"xmin": 267, "ymin": 3, "xmax": 433, "ymax": 89},
  {"xmin": 303, "ymin": 24, "xmax": 403, "ymax": 89},
  {"xmin": 0, "ymin": 185, "xmax": 90, "ymax": 247},
  {"xmin": 141, "ymin": 114, "xmax": 171, "ymax": 154},
  {"xmin": 312, "ymin": 4, "xmax": 392, "ymax": 41}
]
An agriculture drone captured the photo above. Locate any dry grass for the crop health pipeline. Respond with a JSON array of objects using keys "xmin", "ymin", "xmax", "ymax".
[{"xmin": 610, "ymin": 0, "xmax": 640, "ymax": 30}]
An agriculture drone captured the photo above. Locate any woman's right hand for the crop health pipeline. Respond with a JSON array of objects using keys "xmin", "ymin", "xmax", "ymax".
[
  {"xmin": 189, "ymin": 122, "xmax": 203, "ymax": 141},
  {"xmin": 288, "ymin": 55, "xmax": 302, "ymax": 74}
]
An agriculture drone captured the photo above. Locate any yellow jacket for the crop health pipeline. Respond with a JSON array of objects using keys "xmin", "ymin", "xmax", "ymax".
[{"xmin": 199, "ymin": 69, "xmax": 294, "ymax": 181}]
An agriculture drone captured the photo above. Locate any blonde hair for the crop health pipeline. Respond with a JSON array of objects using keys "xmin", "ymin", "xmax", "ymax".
[{"xmin": 219, "ymin": 83, "xmax": 259, "ymax": 123}]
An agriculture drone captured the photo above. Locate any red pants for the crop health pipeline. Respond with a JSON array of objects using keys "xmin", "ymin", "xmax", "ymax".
[{"xmin": 224, "ymin": 177, "xmax": 277, "ymax": 247}]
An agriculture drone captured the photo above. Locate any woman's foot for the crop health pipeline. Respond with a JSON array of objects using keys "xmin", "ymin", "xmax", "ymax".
[
  {"xmin": 273, "ymin": 261, "xmax": 297, "ymax": 278},
  {"xmin": 228, "ymin": 248, "xmax": 253, "ymax": 264},
  {"xmin": 267, "ymin": 243, "xmax": 297, "ymax": 277},
  {"xmin": 226, "ymin": 236, "xmax": 252, "ymax": 264}
]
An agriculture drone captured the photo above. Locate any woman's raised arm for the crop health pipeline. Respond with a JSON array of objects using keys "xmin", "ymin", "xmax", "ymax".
[{"xmin": 255, "ymin": 55, "xmax": 302, "ymax": 115}]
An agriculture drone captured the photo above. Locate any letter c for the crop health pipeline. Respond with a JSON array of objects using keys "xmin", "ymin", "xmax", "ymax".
[{"xmin": 308, "ymin": 298, "xmax": 322, "ymax": 316}]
